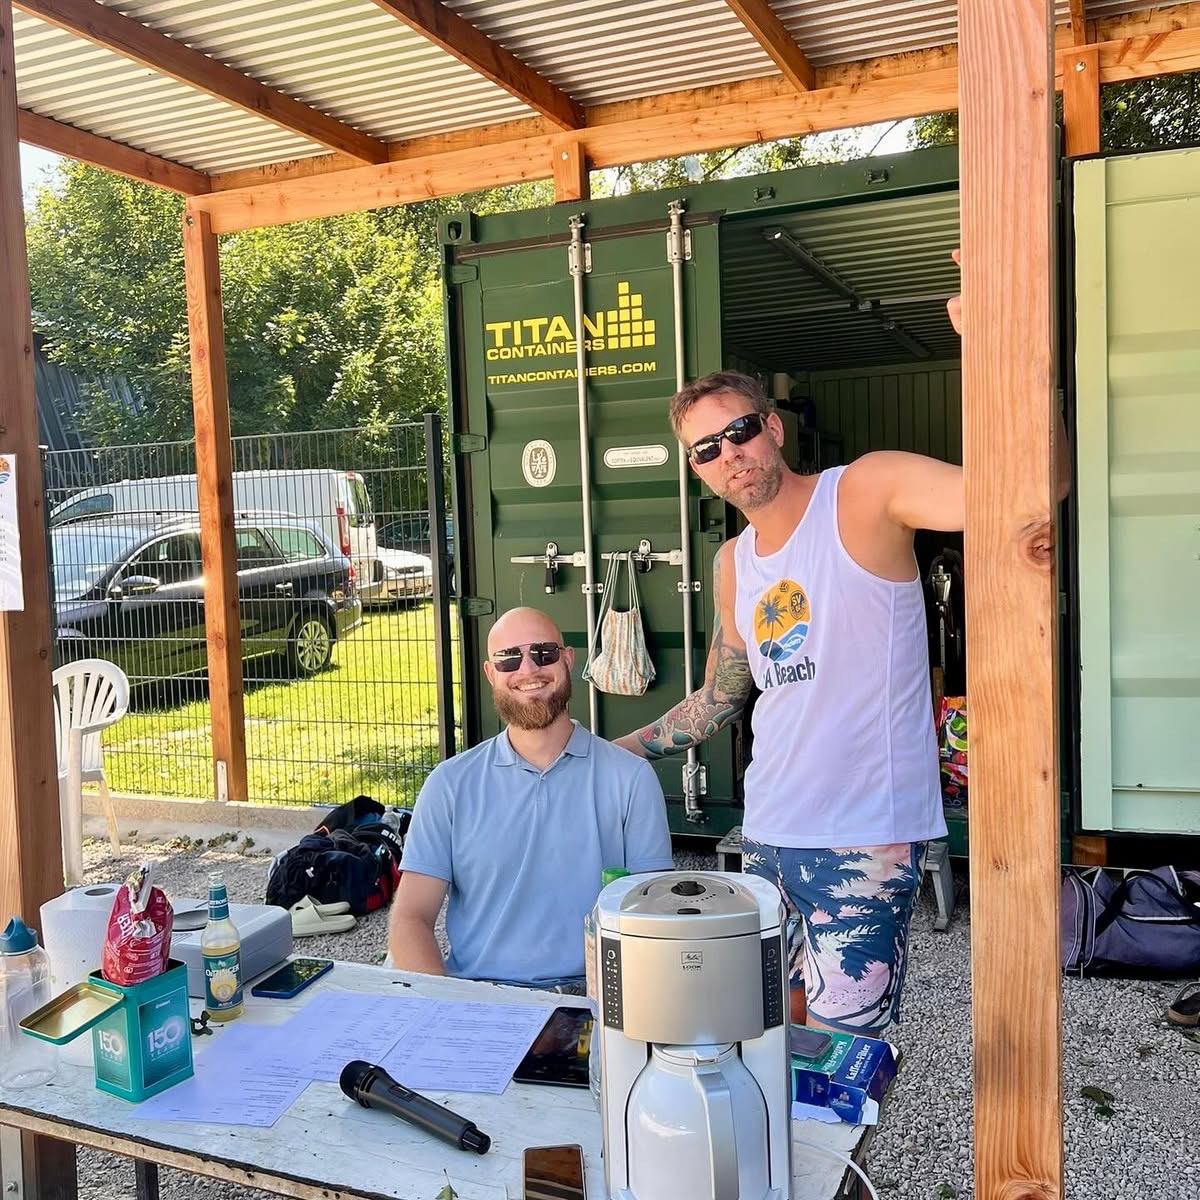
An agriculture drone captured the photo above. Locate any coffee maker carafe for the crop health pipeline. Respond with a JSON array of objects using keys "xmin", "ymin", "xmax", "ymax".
[{"xmin": 594, "ymin": 871, "xmax": 792, "ymax": 1200}]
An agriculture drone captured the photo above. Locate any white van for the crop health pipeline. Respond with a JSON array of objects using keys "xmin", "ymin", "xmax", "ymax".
[{"xmin": 51, "ymin": 469, "xmax": 380, "ymax": 598}]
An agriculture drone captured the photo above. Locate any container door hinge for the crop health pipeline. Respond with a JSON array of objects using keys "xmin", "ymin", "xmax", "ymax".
[
  {"xmin": 452, "ymin": 433, "xmax": 488, "ymax": 454},
  {"xmin": 460, "ymin": 597, "xmax": 495, "ymax": 617},
  {"xmin": 447, "ymin": 265, "xmax": 479, "ymax": 284}
]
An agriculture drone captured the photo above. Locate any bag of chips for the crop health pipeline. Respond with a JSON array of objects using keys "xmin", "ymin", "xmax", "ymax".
[{"xmin": 100, "ymin": 863, "xmax": 173, "ymax": 986}]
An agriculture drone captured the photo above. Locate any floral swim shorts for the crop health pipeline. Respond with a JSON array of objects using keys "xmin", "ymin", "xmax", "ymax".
[{"xmin": 741, "ymin": 839, "xmax": 926, "ymax": 1034}]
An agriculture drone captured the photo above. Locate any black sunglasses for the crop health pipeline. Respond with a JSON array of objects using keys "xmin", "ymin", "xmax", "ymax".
[
  {"xmin": 687, "ymin": 412, "xmax": 767, "ymax": 465},
  {"xmin": 490, "ymin": 642, "xmax": 565, "ymax": 672}
]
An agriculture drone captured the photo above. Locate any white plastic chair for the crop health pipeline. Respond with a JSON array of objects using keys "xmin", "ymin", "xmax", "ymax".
[{"xmin": 53, "ymin": 659, "xmax": 129, "ymax": 883}]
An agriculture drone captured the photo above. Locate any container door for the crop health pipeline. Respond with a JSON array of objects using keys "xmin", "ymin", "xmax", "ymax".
[
  {"xmin": 446, "ymin": 213, "xmax": 733, "ymax": 833},
  {"xmin": 1073, "ymin": 148, "xmax": 1200, "ymax": 835}
]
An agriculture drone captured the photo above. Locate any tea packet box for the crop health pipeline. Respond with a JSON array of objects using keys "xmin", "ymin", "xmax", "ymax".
[{"xmin": 791, "ymin": 1030, "xmax": 897, "ymax": 1125}]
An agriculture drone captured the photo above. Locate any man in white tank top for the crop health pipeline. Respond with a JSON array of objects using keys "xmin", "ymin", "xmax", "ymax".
[{"xmin": 617, "ymin": 284, "xmax": 1071, "ymax": 1034}]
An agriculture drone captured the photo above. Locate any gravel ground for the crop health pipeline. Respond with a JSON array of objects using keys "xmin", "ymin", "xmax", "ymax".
[{"xmin": 69, "ymin": 833, "xmax": 1197, "ymax": 1200}]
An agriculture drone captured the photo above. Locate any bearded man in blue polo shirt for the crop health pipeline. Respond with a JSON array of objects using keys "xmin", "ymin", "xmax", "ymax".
[{"xmin": 388, "ymin": 606, "xmax": 673, "ymax": 990}]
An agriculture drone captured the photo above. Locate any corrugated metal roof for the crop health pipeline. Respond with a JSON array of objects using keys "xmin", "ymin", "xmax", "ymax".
[
  {"xmin": 11, "ymin": 1, "xmax": 1182, "ymax": 178},
  {"xmin": 721, "ymin": 189, "xmax": 962, "ymax": 372},
  {"xmin": 774, "ymin": 1, "xmax": 1166, "ymax": 66}
]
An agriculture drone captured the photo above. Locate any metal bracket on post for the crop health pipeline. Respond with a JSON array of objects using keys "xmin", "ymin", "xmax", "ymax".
[
  {"xmin": 215, "ymin": 760, "xmax": 228, "ymax": 803},
  {"xmin": 683, "ymin": 761, "xmax": 707, "ymax": 812},
  {"xmin": 667, "ymin": 200, "xmax": 693, "ymax": 264},
  {"xmin": 568, "ymin": 217, "xmax": 592, "ymax": 276},
  {"xmin": 677, "ymin": 580, "xmax": 703, "ymax": 593}
]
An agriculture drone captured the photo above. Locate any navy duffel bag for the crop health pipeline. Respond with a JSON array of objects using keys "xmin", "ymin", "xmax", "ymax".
[{"xmin": 1061, "ymin": 866, "xmax": 1200, "ymax": 977}]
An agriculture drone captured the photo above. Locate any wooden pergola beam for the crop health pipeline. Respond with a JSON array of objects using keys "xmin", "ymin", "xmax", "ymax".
[
  {"xmin": 14, "ymin": 0, "xmax": 389, "ymax": 164},
  {"xmin": 183, "ymin": 209, "xmax": 248, "ymax": 805},
  {"xmin": 18, "ymin": 109, "xmax": 212, "ymax": 195},
  {"xmin": 189, "ymin": 18, "xmax": 1200, "ymax": 234},
  {"xmin": 1063, "ymin": 45, "xmax": 1101, "ymax": 157},
  {"xmin": 365, "ymin": 0, "xmax": 583, "ymax": 130},
  {"xmin": 724, "ymin": 0, "xmax": 817, "ymax": 91},
  {"xmin": 1070, "ymin": 0, "xmax": 1092, "ymax": 45},
  {"xmin": 201, "ymin": 6, "xmax": 1200, "ymax": 198},
  {"xmin": 959, "ymin": 1, "xmax": 1063, "ymax": 1198},
  {"xmin": 1, "ymin": 0, "xmax": 79, "ymax": 1192}
]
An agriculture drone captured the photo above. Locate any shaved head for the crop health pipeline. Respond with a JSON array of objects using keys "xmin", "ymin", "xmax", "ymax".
[
  {"xmin": 487, "ymin": 607, "xmax": 563, "ymax": 656},
  {"xmin": 484, "ymin": 607, "xmax": 573, "ymax": 731}
]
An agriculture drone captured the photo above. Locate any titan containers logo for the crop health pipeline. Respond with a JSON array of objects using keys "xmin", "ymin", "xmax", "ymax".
[
  {"xmin": 484, "ymin": 281, "xmax": 656, "ymax": 360},
  {"xmin": 484, "ymin": 280, "xmax": 662, "ymax": 389}
]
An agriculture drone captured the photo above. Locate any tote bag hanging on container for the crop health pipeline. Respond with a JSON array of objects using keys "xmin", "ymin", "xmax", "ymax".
[{"xmin": 583, "ymin": 552, "xmax": 656, "ymax": 696}]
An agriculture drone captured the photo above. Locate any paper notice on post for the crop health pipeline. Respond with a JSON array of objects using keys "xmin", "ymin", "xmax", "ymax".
[{"xmin": 0, "ymin": 454, "xmax": 22, "ymax": 612}]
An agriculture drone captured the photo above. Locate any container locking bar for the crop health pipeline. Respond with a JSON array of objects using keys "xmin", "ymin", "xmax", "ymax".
[{"xmin": 508, "ymin": 541, "xmax": 592, "ymax": 595}]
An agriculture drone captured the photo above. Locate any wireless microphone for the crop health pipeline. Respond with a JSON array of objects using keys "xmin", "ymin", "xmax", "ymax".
[{"xmin": 339, "ymin": 1060, "xmax": 491, "ymax": 1154}]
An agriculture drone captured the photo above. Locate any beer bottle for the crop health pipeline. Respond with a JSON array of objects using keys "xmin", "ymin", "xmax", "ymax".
[{"xmin": 201, "ymin": 872, "xmax": 243, "ymax": 1022}]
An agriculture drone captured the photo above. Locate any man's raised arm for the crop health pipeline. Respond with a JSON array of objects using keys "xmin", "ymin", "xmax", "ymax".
[{"xmin": 615, "ymin": 542, "xmax": 754, "ymax": 759}]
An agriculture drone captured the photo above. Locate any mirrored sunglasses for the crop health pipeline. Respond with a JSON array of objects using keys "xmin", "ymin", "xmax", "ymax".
[
  {"xmin": 687, "ymin": 412, "xmax": 767, "ymax": 465},
  {"xmin": 490, "ymin": 642, "xmax": 565, "ymax": 672}
]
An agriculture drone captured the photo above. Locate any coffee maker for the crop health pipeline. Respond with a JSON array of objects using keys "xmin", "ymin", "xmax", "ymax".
[{"xmin": 594, "ymin": 871, "xmax": 792, "ymax": 1200}]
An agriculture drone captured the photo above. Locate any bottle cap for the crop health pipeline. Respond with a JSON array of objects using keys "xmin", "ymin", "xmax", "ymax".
[
  {"xmin": 601, "ymin": 868, "xmax": 630, "ymax": 887},
  {"xmin": 0, "ymin": 916, "xmax": 38, "ymax": 954}
]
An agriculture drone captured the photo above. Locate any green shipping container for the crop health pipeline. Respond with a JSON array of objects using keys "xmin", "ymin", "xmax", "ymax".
[{"xmin": 442, "ymin": 145, "xmax": 963, "ymax": 839}]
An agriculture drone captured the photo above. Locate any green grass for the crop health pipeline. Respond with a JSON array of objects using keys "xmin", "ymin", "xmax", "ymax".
[{"xmin": 103, "ymin": 607, "xmax": 461, "ymax": 808}]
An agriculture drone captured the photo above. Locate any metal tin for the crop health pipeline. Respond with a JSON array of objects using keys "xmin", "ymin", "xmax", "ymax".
[{"xmin": 20, "ymin": 981, "xmax": 122, "ymax": 1045}]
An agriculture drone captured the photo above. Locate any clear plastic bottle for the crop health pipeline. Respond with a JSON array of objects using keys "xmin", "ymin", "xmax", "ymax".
[
  {"xmin": 201, "ymin": 872, "xmax": 244, "ymax": 1022},
  {"xmin": 0, "ymin": 916, "xmax": 57, "ymax": 1089}
]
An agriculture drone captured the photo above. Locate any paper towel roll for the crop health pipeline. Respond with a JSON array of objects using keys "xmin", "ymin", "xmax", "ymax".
[
  {"xmin": 40, "ymin": 884, "xmax": 119, "ymax": 992},
  {"xmin": 40, "ymin": 885, "xmax": 120, "ymax": 1068}
]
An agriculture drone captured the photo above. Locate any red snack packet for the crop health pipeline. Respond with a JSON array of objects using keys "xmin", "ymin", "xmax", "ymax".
[{"xmin": 100, "ymin": 863, "xmax": 173, "ymax": 986}]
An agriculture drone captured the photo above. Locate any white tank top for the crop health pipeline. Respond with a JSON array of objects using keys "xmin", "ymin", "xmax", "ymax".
[{"xmin": 733, "ymin": 467, "xmax": 945, "ymax": 848}]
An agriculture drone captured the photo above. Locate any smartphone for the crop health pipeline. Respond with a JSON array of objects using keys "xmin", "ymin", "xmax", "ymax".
[
  {"xmin": 789, "ymin": 1025, "xmax": 834, "ymax": 1059},
  {"xmin": 523, "ymin": 1144, "xmax": 585, "ymax": 1200},
  {"xmin": 250, "ymin": 957, "xmax": 333, "ymax": 999},
  {"xmin": 512, "ymin": 1006, "xmax": 592, "ymax": 1088}
]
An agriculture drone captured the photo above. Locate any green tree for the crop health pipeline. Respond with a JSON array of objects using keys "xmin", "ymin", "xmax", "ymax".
[
  {"xmin": 26, "ymin": 163, "xmax": 448, "ymax": 443},
  {"xmin": 909, "ymin": 71, "xmax": 1200, "ymax": 150}
]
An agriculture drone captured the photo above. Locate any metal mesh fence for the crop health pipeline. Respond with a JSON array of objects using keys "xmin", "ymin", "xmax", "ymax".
[{"xmin": 44, "ymin": 423, "xmax": 460, "ymax": 809}]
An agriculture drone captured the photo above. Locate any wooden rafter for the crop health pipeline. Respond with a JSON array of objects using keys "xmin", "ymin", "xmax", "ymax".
[
  {"xmin": 14, "ymin": 0, "xmax": 388, "ymax": 164},
  {"xmin": 365, "ymin": 0, "xmax": 583, "ymax": 130},
  {"xmin": 202, "ymin": 1, "xmax": 1200, "ymax": 196},
  {"xmin": 189, "ymin": 17, "xmax": 1200, "ymax": 233},
  {"xmin": 1070, "ymin": 0, "xmax": 1092, "ymax": 45},
  {"xmin": 724, "ymin": 0, "xmax": 816, "ymax": 91},
  {"xmin": 18, "ymin": 110, "xmax": 211, "ymax": 195}
]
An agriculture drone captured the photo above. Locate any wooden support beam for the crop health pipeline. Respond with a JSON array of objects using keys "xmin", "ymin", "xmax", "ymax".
[
  {"xmin": 366, "ymin": 0, "xmax": 583, "ymax": 130},
  {"xmin": 959, "ymin": 3, "xmax": 1063, "ymax": 1199},
  {"xmin": 182, "ymin": 209, "xmax": 247, "ymax": 804},
  {"xmin": 18, "ymin": 109, "xmax": 211, "ymax": 195},
  {"xmin": 1063, "ymin": 45, "xmax": 1101, "ymax": 156},
  {"xmin": 552, "ymin": 136, "xmax": 589, "ymax": 202},
  {"xmin": 1, "ymin": 2, "xmax": 79, "ymax": 1191},
  {"xmin": 1069, "ymin": 0, "xmax": 1091, "ymax": 45},
  {"xmin": 1071, "ymin": 834, "xmax": 1109, "ymax": 866},
  {"xmin": 724, "ymin": 0, "xmax": 817, "ymax": 91},
  {"xmin": 191, "ymin": 61, "xmax": 960, "ymax": 232},
  {"xmin": 14, "ymin": 0, "xmax": 388, "ymax": 164}
]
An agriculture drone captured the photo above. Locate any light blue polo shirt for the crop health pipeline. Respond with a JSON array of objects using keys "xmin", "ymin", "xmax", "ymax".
[{"xmin": 400, "ymin": 721, "xmax": 673, "ymax": 987}]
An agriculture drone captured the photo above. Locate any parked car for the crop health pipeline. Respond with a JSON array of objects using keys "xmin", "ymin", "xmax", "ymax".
[
  {"xmin": 376, "ymin": 514, "xmax": 454, "ymax": 593},
  {"xmin": 50, "ymin": 468, "xmax": 382, "ymax": 603},
  {"xmin": 366, "ymin": 547, "xmax": 434, "ymax": 608},
  {"xmin": 51, "ymin": 515, "xmax": 362, "ymax": 683}
]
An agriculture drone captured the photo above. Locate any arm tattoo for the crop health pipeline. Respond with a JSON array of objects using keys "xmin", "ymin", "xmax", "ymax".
[{"xmin": 636, "ymin": 549, "xmax": 754, "ymax": 761}]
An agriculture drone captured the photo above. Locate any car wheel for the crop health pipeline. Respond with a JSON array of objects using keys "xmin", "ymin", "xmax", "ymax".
[{"xmin": 288, "ymin": 614, "xmax": 333, "ymax": 677}]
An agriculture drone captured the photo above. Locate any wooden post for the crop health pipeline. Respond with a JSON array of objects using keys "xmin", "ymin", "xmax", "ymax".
[
  {"xmin": 1063, "ymin": 45, "xmax": 1101, "ymax": 157},
  {"xmin": 552, "ymin": 136, "xmax": 589, "ymax": 202},
  {"xmin": 0, "ymin": 3, "xmax": 80, "ymax": 1194},
  {"xmin": 958, "ymin": 3, "xmax": 1064, "ymax": 1200},
  {"xmin": 182, "ymin": 208, "xmax": 247, "ymax": 803}
]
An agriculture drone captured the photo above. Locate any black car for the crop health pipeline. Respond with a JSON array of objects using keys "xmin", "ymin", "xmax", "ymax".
[{"xmin": 52, "ymin": 515, "xmax": 362, "ymax": 683}]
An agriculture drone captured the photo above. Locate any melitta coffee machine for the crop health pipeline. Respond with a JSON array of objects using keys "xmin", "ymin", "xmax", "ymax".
[{"xmin": 594, "ymin": 871, "xmax": 793, "ymax": 1200}]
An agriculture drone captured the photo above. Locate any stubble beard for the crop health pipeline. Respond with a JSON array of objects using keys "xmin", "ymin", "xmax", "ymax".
[
  {"xmin": 721, "ymin": 456, "xmax": 785, "ymax": 512},
  {"xmin": 494, "ymin": 675, "xmax": 572, "ymax": 730}
]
